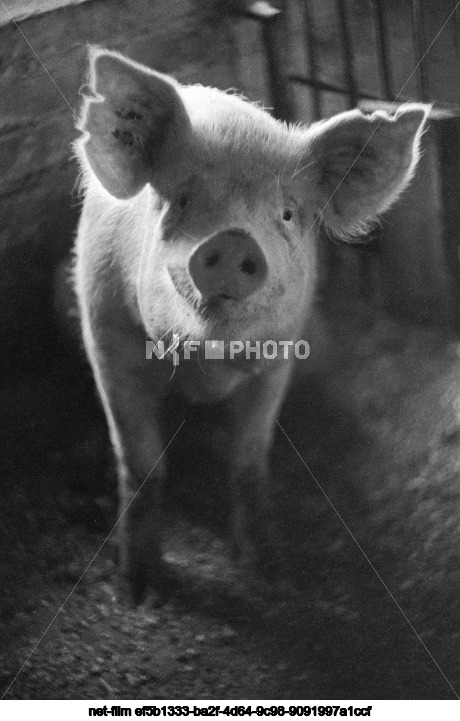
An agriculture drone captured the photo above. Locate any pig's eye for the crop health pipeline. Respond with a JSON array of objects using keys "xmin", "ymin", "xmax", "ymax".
[
  {"xmin": 178, "ymin": 195, "xmax": 189, "ymax": 209},
  {"xmin": 282, "ymin": 208, "xmax": 293, "ymax": 222}
]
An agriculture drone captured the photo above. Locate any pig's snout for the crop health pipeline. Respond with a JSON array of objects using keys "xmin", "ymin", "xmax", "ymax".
[{"xmin": 188, "ymin": 230, "xmax": 268, "ymax": 303}]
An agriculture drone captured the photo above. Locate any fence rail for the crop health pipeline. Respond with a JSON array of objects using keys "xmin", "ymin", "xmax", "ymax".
[{"xmin": 237, "ymin": 0, "xmax": 460, "ymax": 123}]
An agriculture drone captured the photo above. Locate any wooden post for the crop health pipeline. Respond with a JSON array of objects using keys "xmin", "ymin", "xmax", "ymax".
[
  {"xmin": 303, "ymin": 0, "xmax": 322, "ymax": 120},
  {"xmin": 232, "ymin": 1, "xmax": 296, "ymax": 123},
  {"xmin": 335, "ymin": 0, "xmax": 358, "ymax": 109},
  {"xmin": 369, "ymin": 0, "xmax": 394, "ymax": 101},
  {"xmin": 411, "ymin": 0, "xmax": 429, "ymax": 102},
  {"xmin": 260, "ymin": 11, "xmax": 296, "ymax": 122}
]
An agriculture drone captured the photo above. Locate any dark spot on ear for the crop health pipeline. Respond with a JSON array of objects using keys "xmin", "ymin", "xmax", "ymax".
[
  {"xmin": 115, "ymin": 107, "xmax": 143, "ymax": 121},
  {"xmin": 127, "ymin": 94, "xmax": 152, "ymax": 112},
  {"xmin": 112, "ymin": 128, "xmax": 138, "ymax": 150}
]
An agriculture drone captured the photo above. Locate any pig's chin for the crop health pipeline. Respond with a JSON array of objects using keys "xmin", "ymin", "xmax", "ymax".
[
  {"xmin": 198, "ymin": 296, "xmax": 238, "ymax": 320},
  {"xmin": 196, "ymin": 297, "xmax": 252, "ymax": 335},
  {"xmin": 193, "ymin": 297, "xmax": 278, "ymax": 344}
]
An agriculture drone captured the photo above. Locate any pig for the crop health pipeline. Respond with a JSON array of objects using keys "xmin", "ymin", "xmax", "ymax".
[{"xmin": 73, "ymin": 47, "xmax": 428, "ymax": 599}]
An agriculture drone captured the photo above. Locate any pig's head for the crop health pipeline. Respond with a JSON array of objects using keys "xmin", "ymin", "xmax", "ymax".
[{"xmin": 77, "ymin": 49, "xmax": 428, "ymax": 347}]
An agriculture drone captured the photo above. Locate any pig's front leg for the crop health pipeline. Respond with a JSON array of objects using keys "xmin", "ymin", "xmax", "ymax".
[
  {"xmin": 86, "ymin": 330, "xmax": 173, "ymax": 601},
  {"xmin": 223, "ymin": 361, "xmax": 294, "ymax": 582}
]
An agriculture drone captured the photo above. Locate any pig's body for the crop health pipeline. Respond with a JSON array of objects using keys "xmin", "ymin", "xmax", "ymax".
[{"xmin": 74, "ymin": 48, "xmax": 427, "ymax": 598}]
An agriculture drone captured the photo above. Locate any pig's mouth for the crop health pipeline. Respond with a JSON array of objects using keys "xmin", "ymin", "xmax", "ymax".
[
  {"xmin": 168, "ymin": 265, "xmax": 239, "ymax": 313},
  {"xmin": 199, "ymin": 295, "xmax": 237, "ymax": 312}
]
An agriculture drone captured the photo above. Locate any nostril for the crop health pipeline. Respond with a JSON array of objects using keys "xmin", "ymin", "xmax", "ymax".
[
  {"xmin": 240, "ymin": 257, "xmax": 257, "ymax": 275},
  {"xmin": 205, "ymin": 252, "xmax": 220, "ymax": 268}
]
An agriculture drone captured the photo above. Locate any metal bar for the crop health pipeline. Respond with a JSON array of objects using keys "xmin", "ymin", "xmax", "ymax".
[
  {"xmin": 289, "ymin": 73, "xmax": 382, "ymax": 102},
  {"xmin": 411, "ymin": 0, "xmax": 429, "ymax": 101},
  {"xmin": 369, "ymin": 0, "xmax": 394, "ymax": 101},
  {"xmin": 290, "ymin": 77, "xmax": 460, "ymax": 113},
  {"xmin": 302, "ymin": 0, "xmax": 322, "ymax": 120},
  {"xmin": 335, "ymin": 0, "xmax": 358, "ymax": 108}
]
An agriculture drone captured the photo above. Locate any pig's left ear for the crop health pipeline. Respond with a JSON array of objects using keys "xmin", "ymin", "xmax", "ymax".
[
  {"xmin": 78, "ymin": 48, "xmax": 190, "ymax": 198},
  {"xmin": 307, "ymin": 104, "xmax": 429, "ymax": 239}
]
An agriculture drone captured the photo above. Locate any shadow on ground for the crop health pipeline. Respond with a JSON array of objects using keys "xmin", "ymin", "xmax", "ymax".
[{"xmin": 1, "ymin": 314, "xmax": 460, "ymax": 699}]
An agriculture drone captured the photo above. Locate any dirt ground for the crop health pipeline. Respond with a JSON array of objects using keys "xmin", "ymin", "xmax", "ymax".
[{"xmin": 1, "ymin": 309, "xmax": 460, "ymax": 700}]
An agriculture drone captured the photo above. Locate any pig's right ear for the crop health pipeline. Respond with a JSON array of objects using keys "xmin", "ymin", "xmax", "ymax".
[
  {"xmin": 78, "ymin": 49, "xmax": 190, "ymax": 198},
  {"xmin": 306, "ymin": 105, "xmax": 428, "ymax": 239}
]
